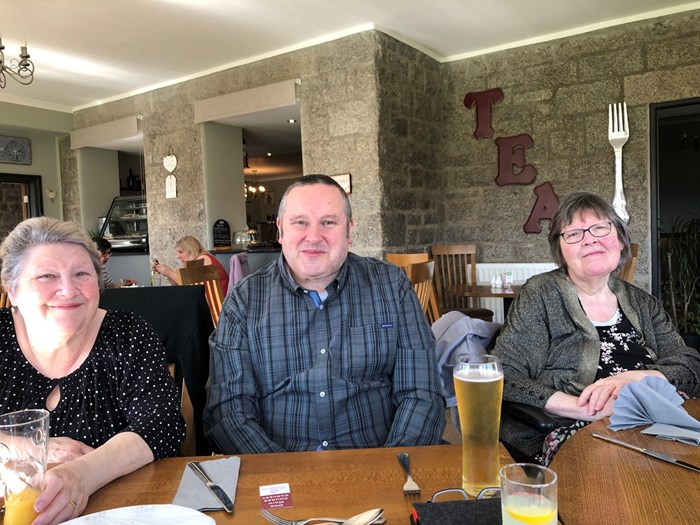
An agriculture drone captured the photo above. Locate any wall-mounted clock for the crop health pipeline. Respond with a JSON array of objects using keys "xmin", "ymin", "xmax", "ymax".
[{"xmin": 0, "ymin": 136, "xmax": 32, "ymax": 165}]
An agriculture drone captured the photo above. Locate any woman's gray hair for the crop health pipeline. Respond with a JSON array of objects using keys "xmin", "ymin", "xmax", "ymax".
[
  {"xmin": 0, "ymin": 217, "xmax": 104, "ymax": 294},
  {"xmin": 548, "ymin": 192, "xmax": 631, "ymax": 270}
]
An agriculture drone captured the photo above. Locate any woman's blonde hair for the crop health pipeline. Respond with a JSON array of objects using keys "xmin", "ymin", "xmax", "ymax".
[{"xmin": 176, "ymin": 236, "xmax": 205, "ymax": 259}]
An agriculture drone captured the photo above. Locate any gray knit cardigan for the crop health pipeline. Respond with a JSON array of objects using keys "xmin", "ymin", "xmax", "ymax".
[{"xmin": 492, "ymin": 268, "xmax": 700, "ymax": 458}]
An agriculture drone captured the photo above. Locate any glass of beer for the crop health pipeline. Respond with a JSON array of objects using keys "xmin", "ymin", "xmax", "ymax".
[
  {"xmin": 500, "ymin": 463, "xmax": 557, "ymax": 525},
  {"xmin": 453, "ymin": 354, "xmax": 503, "ymax": 496},
  {"xmin": 0, "ymin": 409, "xmax": 50, "ymax": 525}
]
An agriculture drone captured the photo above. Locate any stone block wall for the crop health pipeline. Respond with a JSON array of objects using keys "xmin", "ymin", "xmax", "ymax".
[
  {"xmin": 66, "ymin": 9, "xmax": 700, "ymax": 283},
  {"xmin": 73, "ymin": 32, "xmax": 384, "ymax": 267},
  {"xmin": 440, "ymin": 9, "xmax": 700, "ymax": 287},
  {"xmin": 0, "ymin": 183, "xmax": 23, "ymax": 242}
]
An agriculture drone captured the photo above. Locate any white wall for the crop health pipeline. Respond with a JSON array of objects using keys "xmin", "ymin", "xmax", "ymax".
[
  {"xmin": 76, "ymin": 147, "xmax": 120, "ymax": 232},
  {"xmin": 201, "ymin": 122, "xmax": 247, "ymax": 247}
]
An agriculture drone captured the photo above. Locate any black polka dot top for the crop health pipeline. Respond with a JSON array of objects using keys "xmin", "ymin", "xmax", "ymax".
[{"xmin": 0, "ymin": 309, "xmax": 185, "ymax": 459}]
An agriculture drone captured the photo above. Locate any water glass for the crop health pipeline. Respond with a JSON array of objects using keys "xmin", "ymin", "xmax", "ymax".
[{"xmin": 500, "ymin": 463, "xmax": 557, "ymax": 525}]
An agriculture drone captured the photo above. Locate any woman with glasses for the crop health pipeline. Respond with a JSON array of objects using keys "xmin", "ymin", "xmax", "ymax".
[{"xmin": 493, "ymin": 192, "xmax": 700, "ymax": 465}]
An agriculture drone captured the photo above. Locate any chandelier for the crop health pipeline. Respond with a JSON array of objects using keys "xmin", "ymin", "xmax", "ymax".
[
  {"xmin": 0, "ymin": 38, "xmax": 35, "ymax": 89},
  {"xmin": 244, "ymin": 170, "xmax": 266, "ymax": 197}
]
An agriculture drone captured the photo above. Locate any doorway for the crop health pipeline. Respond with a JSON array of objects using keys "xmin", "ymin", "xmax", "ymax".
[
  {"xmin": 0, "ymin": 173, "xmax": 43, "ymax": 241},
  {"xmin": 649, "ymin": 97, "xmax": 700, "ymax": 298}
]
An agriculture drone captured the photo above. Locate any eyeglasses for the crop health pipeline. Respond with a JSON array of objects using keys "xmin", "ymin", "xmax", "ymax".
[
  {"xmin": 100, "ymin": 250, "xmax": 111, "ymax": 257},
  {"xmin": 559, "ymin": 221, "xmax": 613, "ymax": 244}
]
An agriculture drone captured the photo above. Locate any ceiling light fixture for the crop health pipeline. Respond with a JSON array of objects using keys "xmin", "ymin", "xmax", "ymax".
[
  {"xmin": 0, "ymin": 38, "xmax": 35, "ymax": 88},
  {"xmin": 287, "ymin": 118, "xmax": 297, "ymax": 123},
  {"xmin": 245, "ymin": 170, "xmax": 266, "ymax": 197}
]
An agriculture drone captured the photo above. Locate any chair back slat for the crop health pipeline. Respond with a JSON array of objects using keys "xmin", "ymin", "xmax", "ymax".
[
  {"xmin": 618, "ymin": 242, "xmax": 639, "ymax": 283},
  {"xmin": 406, "ymin": 260, "xmax": 435, "ymax": 319},
  {"xmin": 178, "ymin": 266, "xmax": 223, "ymax": 325},
  {"xmin": 431, "ymin": 243, "xmax": 493, "ymax": 322},
  {"xmin": 0, "ymin": 284, "xmax": 11, "ymax": 308},
  {"xmin": 386, "ymin": 252, "xmax": 440, "ymax": 324}
]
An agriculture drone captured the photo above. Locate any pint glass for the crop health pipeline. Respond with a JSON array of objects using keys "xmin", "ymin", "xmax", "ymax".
[
  {"xmin": 453, "ymin": 354, "xmax": 503, "ymax": 496},
  {"xmin": 0, "ymin": 409, "xmax": 50, "ymax": 525}
]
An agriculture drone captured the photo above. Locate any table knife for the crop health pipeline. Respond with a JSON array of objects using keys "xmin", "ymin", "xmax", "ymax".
[
  {"xmin": 592, "ymin": 432, "xmax": 700, "ymax": 473},
  {"xmin": 187, "ymin": 461, "xmax": 235, "ymax": 512}
]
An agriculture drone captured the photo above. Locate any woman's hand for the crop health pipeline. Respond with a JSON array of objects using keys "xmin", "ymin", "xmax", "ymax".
[
  {"xmin": 544, "ymin": 391, "xmax": 615, "ymax": 421},
  {"xmin": 578, "ymin": 370, "xmax": 665, "ymax": 415},
  {"xmin": 48, "ymin": 437, "xmax": 94, "ymax": 464},
  {"xmin": 32, "ymin": 463, "xmax": 88, "ymax": 525}
]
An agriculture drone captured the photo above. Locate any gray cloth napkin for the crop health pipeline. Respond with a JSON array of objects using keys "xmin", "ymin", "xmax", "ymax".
[
  {"xmin": 609, "ymin": 376, "xmax": 700, "ymax": 445},
  {"xmin": 172, "ymin": 457, "xmax": 241, "ymax": 512}
]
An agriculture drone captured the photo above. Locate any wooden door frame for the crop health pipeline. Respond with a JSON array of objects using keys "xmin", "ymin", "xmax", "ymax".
[{"xmin": 0, "ymin": 173, "xmax": 43, "ymax": 218}]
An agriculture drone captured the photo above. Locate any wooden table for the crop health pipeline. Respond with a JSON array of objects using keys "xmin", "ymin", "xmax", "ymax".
[
  {"xmin": 448, "ymin": 284, "xmax": 522, "ymax": 319},
  {"xmin": 79, "ymin": 444, "xmax": 514, "ymax": 524},
  {"xmin": 552, "ymin": 399, "xmax": 700, "ymax": 525}
]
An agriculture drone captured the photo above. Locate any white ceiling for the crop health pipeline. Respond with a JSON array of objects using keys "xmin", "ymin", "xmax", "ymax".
[{"xmin": 1, "ymin": 1, "xmax": 697, "ymax": 170}]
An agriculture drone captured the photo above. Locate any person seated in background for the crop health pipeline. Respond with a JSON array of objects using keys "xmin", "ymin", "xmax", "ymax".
[
  {"xmin": 1, "ymin": 218, "xmax": 185, "ymax": 524},
  {"xmin": 493, "ymin": 192, "xmax": 700, "ymax": 465},
  {"xmin": 204, "ymin": 174, "xmax": 445, "ymax": 454},
  {"xmin": 152, "ymin": 235, "xmax": 229, "ymax": 295},
  {"xmin": 92, "ymin": 237, "xmax": 136, "ymax": 288}
]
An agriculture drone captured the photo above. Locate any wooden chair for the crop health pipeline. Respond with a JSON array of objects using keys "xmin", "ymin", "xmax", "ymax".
[
  {"xmin": 178, "ymin": 265, "xmax": 224, "ymax": 325},
  {"xmin": 386, "ymin": 253, "xmax": 441, "ymax": 324},
  {"xmin": 184, "ymin": 259, "xmax": 205, "ymax": 268},
  {"xmin": 431, "ymin": 243, "xmax": 494, "ymax": 322},
  {"xmin": 168, "ymin": 363, "xmax": 196, "ymax": 456},
  {"xmin": 0, "ymin": 285, "xmax": 11, "ymax": 308},
  {"xmin": 618, "ymin": 242, "xmax": 639, "ymax": 283},
  {"xmin": 406, "ymin": 260, "xmax": 435, "ymax": 320}
]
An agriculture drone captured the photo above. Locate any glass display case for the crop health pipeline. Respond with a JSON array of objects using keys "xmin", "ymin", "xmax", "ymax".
[{"xmin": 99, "ymin": 195, "xmax": 148, "ymax": 252}]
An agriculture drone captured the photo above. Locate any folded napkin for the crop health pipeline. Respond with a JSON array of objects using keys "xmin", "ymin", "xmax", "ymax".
[
  {"xmin": 609, "ymin": 376, "xmax": 700, "ymax": 445},
  {"xmin": 172, "ymin": 457, "xmax": 241, "ymax": 512}
]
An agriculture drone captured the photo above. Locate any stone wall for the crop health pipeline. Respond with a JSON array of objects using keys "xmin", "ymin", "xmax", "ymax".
[
  {"xmin": 73, "ymin": 32, "xmax": 384, "ymax": 266},
  {"xmin": 67, "ymin": 9, "xmax": 700, "ymax": 280},
  {"xmin": 440, "ymin": 9, "xmax": 700, "ymax": 287},
  {"xmin": 0, "ymin": 183, "xmax": 23, "ymax": 241}
]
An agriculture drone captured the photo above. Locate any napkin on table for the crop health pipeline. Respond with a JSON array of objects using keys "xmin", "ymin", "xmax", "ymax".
[
  {"xmin": 609, "ymin": 375, "xmax": 700, "ymax": 445},
  {"xmin": 173, "ymin": 457, "xmax": 241, "ymax": 512}
]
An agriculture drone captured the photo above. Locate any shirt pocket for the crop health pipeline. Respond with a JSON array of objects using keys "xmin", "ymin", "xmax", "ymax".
[{"xmin": 341, "ymin": 320, "xmax": 398, "ymax": 380}]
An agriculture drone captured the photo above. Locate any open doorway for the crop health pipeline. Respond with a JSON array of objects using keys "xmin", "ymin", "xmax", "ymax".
[
  {"xmin": 650, "ymin": 97, "xmax": 700, "ymax": 298},
  {"xmin": 0, "ymin": 173, "xmax": 43, "ymax": 241}
]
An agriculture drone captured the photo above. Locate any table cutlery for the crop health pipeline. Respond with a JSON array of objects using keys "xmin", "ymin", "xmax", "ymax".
[
  {"xmin": 592, "ymin": 432, "xmax": 700, "ymax": 473},
  {"xmin": 313, "ymin": 509, "xmax": 385, "ymax": 525},
  {"xmin": 397, "ymin": 452, "xmax": 421, "ymax": 495},
  {"xmin": 260, "ymin": 507, "xmax": 385, "ymax": 525},
  {"xmin": 260, "ymin": 508, "xmax": 345, "ymax": 525},
  {"xmin": 187, "ymin": 461, "xmax": 234, "ymax": 513},
  {"xmin": 608, "ymin": 101, "xmax": 630, "ymax": 223}
]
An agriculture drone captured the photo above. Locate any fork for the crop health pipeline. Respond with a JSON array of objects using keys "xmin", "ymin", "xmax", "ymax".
[
  {"xmin": 608, "ymin": 102, "xmax": 630, "ymax": 223},
  {"xmin": 397, "ymin": 452, "xmax": 420, "ymax": 495},
  {"xmin": 260, "ymin": 508, "xmax": 345, "ymax": 525}
]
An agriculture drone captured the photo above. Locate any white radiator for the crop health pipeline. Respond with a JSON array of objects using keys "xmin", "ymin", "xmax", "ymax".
[{"xmin": 475, "ymin": 263, "xmax": 557, "ymax": 323}]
